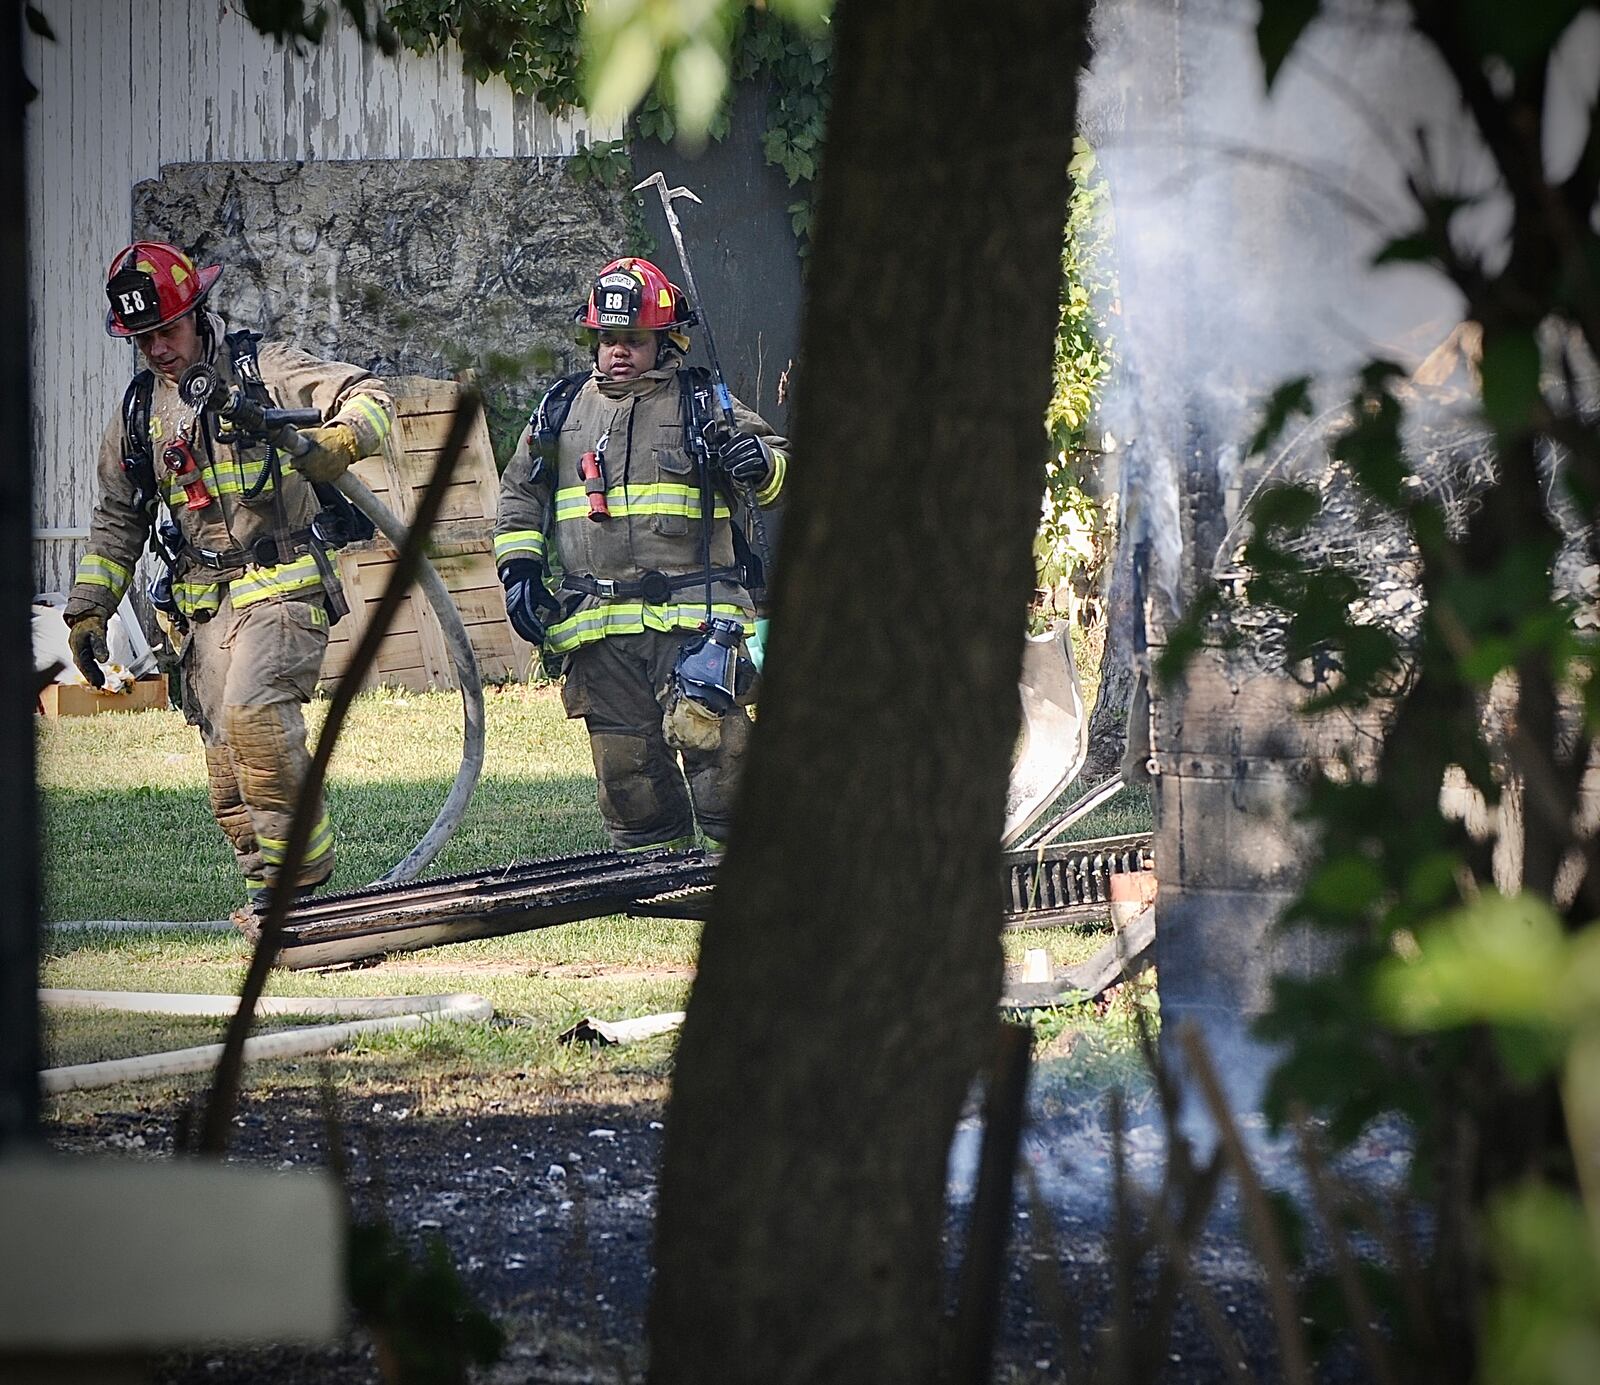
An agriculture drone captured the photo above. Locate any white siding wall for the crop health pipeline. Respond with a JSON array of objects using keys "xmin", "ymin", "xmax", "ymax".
[{"xmin": 26, "ymin": 0, "xmax": 616, "ymax": 592}]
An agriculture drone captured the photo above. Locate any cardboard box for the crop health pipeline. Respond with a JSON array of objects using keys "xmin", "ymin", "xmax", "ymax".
[{"xmin": 37, "ymin": 679, "xmax": 172, "ymax": 719}]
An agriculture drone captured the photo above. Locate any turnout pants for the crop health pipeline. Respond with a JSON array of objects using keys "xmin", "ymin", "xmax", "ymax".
[
  {"xmin": 179, "ymin": 589, "xmax": 334, "ymax": 896},
  {"xmin": 561, "ymin": 629, "xmax": 752, "ymax": 851}
]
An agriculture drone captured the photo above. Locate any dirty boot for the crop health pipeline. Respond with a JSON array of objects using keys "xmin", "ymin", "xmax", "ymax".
[{"xmin": 232, "ymin": 879, "xmax": 322, "ymax": 942}]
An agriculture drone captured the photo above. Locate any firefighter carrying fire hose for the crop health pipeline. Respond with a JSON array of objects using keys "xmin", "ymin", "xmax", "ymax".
[
  {"xmin": 495, "ymin": 256, "xmax": 789, "ymax": 851},
  {"xmin": 62, "ymin": 241, "xmax": 395, "ymax": 914}
]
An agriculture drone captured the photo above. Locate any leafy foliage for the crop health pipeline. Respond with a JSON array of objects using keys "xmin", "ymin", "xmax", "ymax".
[
  {"xmin": 386, "ymin": 0, "xmax": 585, "ymax": 106},
  {"xmin": 1036, "ymin": 140, "xmax": 1118, "ymax": 628},
  {"xmin": 565, "ymin": 135, "xmax": 632, "ymax": 187},
  {"xmin": 385, "ymin": 1, "xmax": 832, "ymax": 249},
  {"xmin": 348, "ymin": 1220, "xmax": 505, "ymax": 1383},
  {"xmin": 1162, "ymin": 2, "xmax": 1600, "ymax": 1377},
  {"xmin": 246, "ymin": 0, "xmax": 400, "ymax": 54}
]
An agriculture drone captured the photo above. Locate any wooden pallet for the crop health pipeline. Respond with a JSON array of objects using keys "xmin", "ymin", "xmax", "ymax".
[{"xmin": 319, "ymin": 377, "xmax": 535, "ymax": 694}]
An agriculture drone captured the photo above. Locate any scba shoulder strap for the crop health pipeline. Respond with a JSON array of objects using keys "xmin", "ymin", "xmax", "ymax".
[
  {"xmin": 221, "ymin": 330, "xmax": 282, "ymax": 502},
  {"xmin": 677, "ymin": 365, "xmax": 765, "ymax": 599},
  {"xmin": 120, "ymin": 369, "xmax": 158, "ymax": 515},
  {"xmin": 224, "ymin": 329, "xmax": 272, "ymax": 405},
  {"xmin": 530, "ymin": 371, "xmax": 590, "ymax": 461}
]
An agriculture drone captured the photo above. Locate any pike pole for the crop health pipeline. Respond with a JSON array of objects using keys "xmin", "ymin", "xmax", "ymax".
[
  {"xmin": 633, "ymin": 172, "xmax": 776, "ymax": 606},
  {"xmin": 633, "ymin": 173, "xmax": 737, "ymax": 425}
]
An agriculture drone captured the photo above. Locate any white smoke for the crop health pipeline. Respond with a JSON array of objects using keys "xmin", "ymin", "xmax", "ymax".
[{"xmin": 1082, "ymin": 0, "xmax": 1498, "ymax": 610}]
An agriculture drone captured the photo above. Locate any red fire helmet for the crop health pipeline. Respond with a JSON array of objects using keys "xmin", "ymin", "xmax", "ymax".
[
  {"xmin": 104, "ymin": 241, "xmax": 222, "ymax": 338},
  {"xmin": 576, "ymin": 257, "xmax": 695, "ymax": 333}
]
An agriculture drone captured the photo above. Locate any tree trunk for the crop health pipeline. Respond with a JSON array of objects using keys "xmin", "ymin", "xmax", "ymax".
[
  {"xmin": 646, "ymin": 1, "xmax": 1085, "ymax": 1379},
  {"xmin": 1083, "ymin": 524, "xmax": 1138, "ymax": 780},
  {"xmin": 0, "ymin": 0, "xmax": 40, "ymax": 1150}
]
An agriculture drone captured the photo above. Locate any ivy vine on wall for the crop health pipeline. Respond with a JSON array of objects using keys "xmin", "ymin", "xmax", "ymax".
[
  {"xmin": 383, "ymin": 1, "xmax": 831, "ymax": 249},
  {"xmin": 1036, "ymin": 139, "xmax": 1118, "ymax": 634}
]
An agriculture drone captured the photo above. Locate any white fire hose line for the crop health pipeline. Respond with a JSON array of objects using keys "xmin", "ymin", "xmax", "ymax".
[
  {"xmin": 38, "ymin": 989, "xmax": 494, "ymax": 1095},
  {"xmin": 336, "ymin": 472, "xmax": 485, "ymax": 885},
  {"xmin": 47, "ymin": 919, "xmax": 234, "ymax": 932}
]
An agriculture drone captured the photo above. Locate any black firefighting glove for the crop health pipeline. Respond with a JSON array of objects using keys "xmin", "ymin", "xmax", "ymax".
[
  {"xmin": 711, "ymin": 430, "xmax": 773, "ymax": 489},
  {"xmin": 500, "ymin": 559, "xmax": 561, "ymax": 647},
  {"xmin": 67, "ymin": 614, "xmax": 110, "ymax": 689}
]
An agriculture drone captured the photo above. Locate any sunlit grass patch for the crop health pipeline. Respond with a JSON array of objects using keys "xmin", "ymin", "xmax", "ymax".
[{"xmin": 38, "ymin": 684, "xmax": 606, "ymax": 921}]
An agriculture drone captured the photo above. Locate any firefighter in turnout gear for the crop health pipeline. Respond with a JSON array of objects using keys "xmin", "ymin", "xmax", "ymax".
[
  {"xmin": 64, "ymin": 241, "xmax": 395, "ymax": 911},
  {"xmin": 496, "ymin": 257, "xmax": 789, "ymax": 850}
]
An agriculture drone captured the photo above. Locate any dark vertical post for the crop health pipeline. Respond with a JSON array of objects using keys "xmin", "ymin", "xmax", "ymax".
[{"xmin": 0, "ymin": 0, "xmax": 42, "ymax": 1150}]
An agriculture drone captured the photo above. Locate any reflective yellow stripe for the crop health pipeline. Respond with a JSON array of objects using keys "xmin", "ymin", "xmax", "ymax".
[
  {"xmin": 168, "ymin": 461, "xmax": 272, "ymax": 505},
  {"xmin": 343, "ymin": 393, "xmax": 392, "ymax": 447},
  {"xmin": 305, "ymin": 813, "xmax": 335, "ymax": 863},
  {"xmin": 74, "ymin": 552, "xmax": 132, "ymax": 598},
  {"xmin": 494, "ymin": 530, "xmax": 547, "ymax": 564},
  {"xmin": 544, "ymin": 600, "xmax": 754, "ymax": 655},
  {"xmin": 625, "ymin": 836, "xmax": 695, "ymax": 851},
  {"xmin": 173, "ymin": 581, "xmax": 224, "ymax": 619},
  {"xmin": 259, "ymin": 814, "xmax": 335, "ymax": 868},
  {"xmin": 755, "ymin": 449, "xmax": 787, "ymax": 506},
  {"xmin": 228, "ymin": 554, "xmax": 325, "ymax": 609},
  {"xmin": 553, "ymin": 483, "xmax": 731, "ymax": 523}
]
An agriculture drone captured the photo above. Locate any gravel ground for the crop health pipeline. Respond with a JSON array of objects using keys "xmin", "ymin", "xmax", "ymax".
[{"xmin": 46, "ymin": 1083, "xmax": 1408, "ymax": 1383}]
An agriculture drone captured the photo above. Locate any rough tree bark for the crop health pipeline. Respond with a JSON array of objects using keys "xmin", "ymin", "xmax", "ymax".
[
  {"xmin": 646, "ymin": 1, "xmax": 1085, "ymax": 1379},
  {"xmin": 1083, "ymin": 530, "xmax": 1138, "ymax": 779},
  {"xmin": 0, "ymin": 0, "xmax": 40, "ymax": 1151}
]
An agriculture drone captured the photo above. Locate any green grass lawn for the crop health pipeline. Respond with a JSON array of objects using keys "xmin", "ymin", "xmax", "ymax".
[
  {"xmin": 38, "ymin": 683, "xmax": 609, "ymax": 922},
  {"xmin": 38, "ymin": 681, "xmax": 1156, "ymax": 1118}
]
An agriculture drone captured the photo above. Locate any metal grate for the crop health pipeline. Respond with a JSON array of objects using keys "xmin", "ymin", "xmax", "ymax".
[{"xmin": 1001, "ymin": 833, "xmax": 1154, "ymax": 927}]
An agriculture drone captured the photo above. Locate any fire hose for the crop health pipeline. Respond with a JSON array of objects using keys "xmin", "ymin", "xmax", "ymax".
[
  {"xmin": 333, "ymin": 470, "xmax": 485, "ymax": 884},
  {"xmin": 37, "ymin": 989, "xmax": 493, "ymax": 1094}
]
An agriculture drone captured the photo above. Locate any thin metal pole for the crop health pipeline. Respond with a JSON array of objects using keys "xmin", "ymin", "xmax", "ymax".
[{"xmin": 635, "ymin": 175, "xmax": 736, "ymax": 425}]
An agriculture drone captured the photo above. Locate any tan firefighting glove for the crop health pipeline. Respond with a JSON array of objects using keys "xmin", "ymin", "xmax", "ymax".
[
  {"xmin": 290, "ymin": 423, "xmax": 361, "ymax": 483},
  {"xmin": 66, "ymin": 614, "xmax": 110, "ymax": 689}
]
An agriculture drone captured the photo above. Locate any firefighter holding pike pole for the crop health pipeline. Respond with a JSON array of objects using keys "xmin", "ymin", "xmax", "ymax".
[{"xmin": 496, "ymin": 178, "xmax": 789, "ymax": 851}]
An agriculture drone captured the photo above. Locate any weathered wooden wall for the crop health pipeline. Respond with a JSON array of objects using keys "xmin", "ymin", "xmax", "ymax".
[
  {"xmin": 24, "ymin": 1, "xmax": 616, "ymax": 594},
  {"xmin": 324, "ymin": 377, "xmax": 534, "ymax": 694}
]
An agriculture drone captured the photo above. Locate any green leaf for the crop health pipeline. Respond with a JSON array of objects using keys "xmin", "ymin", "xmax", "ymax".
[
  {"xmin": 1373, "ymin": 891, "xmax": 1569, "ymax": 1034},
  {"xmin": 586, "ymin": 20, "xmax": 661, "ymax": 122},
  {"xmin": 1256, "ymin": 0, "xmax": 1320, "ymax": 90},
  {"xmin": 1479, "ymin": 327, "xmax": 1543, "ymax": 434},
  {"xmin": 671, "ymin": 39, "xmax": 729, "ymax": 141},
  {"xmin": 1372, "ymin": 232, "xmax": 1437, "ymax": 267},
  {"xmin": 1302, "ymin": 853, "xmax": 1385, "ymax": 917},
  {"xmin": 1248, "ymin": 377, "xmax": 1313, "ymax": 457},
  {"xmin": 1482, "ymin": 1182, "xmax": 1600, "ymax": 1385}
]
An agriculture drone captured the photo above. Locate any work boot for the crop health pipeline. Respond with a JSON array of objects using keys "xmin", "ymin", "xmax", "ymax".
[{"xmin": 231, "ymin": 880, "xmax": 321, "ymax": 942}]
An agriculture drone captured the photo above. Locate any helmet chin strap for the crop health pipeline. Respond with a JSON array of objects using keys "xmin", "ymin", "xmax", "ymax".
[{"xmin": 589, "ymin": 331, "xmax": 677, "ymax": 370}]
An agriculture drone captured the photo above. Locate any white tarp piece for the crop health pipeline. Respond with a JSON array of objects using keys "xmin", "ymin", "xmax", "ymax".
[
  {"xmin": 559, "ymin": 1011, "xmax": 687, "ymax": 1046},
  {"xmin": 32, "ymin": 592, "xmax": 158, "ymax": 689},
  {"xmin": 1002, "ymin": 624, "xmax": 1090, "ymax": 848}
]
